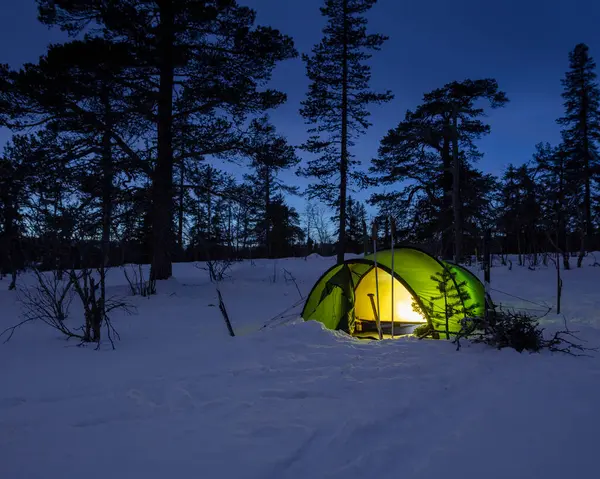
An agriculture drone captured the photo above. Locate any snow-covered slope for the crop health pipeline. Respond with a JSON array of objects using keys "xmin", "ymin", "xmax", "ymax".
[{"xmin": 1, "ymin": 255, "xmax": 600, "ymax": 479}]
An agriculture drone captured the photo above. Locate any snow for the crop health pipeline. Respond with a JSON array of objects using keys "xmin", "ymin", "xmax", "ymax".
[{"xmin": 1, "ymin": 255, "xmax": 600, "ymax": 479}]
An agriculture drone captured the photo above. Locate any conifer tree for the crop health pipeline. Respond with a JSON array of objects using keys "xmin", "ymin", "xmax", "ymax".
[
  {"xmin": 35, "ymin": 0, "xmax": 297, "ymax": 279},
  {"xmin": 345, "ymin": 196, "xmax": 367, "ymax": 252},
  {"xmin": 267, "ymin": 194, "xmax": 305, "ymax": 257},
  {"xmin": 0, "ymin": 144, "xmax": 32, "ymax": 289},
  {"xmin": 497, "ymin": 164, "xmax": 541, "ymax": 265},
  {"xmin": 370, "ymin": 79, "xmax": 506, "ymax": 257},
  {"xmin": 557, "ymin": 43, "xmax": 600, "ymax": 262},
  {"xmin": 532, "ymin": 143, "xmax": 572, "ymax": 268},
  {"xmin": 244, "ymin": 117, "xmax": 299, "ymax": 257},
  {"xmin": 412, "ymin": 269, "xmax": 477, "ymax": 340},
  {"xmin": 298, "ymin": 0, "xmax": 393, "ymax": 264},
  {"xmin": 0, "ymin": 38, "xmax": 148, "ymax": 272}
]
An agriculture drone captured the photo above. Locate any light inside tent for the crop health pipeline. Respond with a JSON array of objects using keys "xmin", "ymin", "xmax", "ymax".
[{"xmin": 354, "ymin": 267, "xmax": 426, "ymax": 324}]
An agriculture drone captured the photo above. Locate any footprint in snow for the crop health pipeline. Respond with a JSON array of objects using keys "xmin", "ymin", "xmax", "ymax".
[
  {"xmin": 260, "ymin": 389, "xmax": 334, "ymax": 400},
  {"xmin": 0, "ymin": 397, "xmax": 26, "ymax": 409},
  {"xmin": 126, "ymin": 389, "xmax": 158, "ymax": 408}
]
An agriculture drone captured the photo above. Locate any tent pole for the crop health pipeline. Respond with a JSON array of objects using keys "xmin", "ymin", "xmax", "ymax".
[
  {"xmin": 372, "ymin": 222, "xmax": 382, "ymax": 340},
  {"xmin": 390, "ymin": 217, "xmax": 395, "ymax": 339}
]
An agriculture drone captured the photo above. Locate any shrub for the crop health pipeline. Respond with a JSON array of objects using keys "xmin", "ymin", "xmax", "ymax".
[{"xmin": 453, "ymin": 308, "xmax": 595, "ymax": 356}]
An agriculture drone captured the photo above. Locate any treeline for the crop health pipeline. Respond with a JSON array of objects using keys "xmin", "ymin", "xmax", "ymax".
[
  {"xmin": 0, "ymin": 0, "xmax": 598, "ymax": 287},
  {"xmin": 369, "ymin": 43, "xmax": 600, "ymax": 270},
  {"xmin": 0, "ymin": 0, "xmax": 306, "ymax": 282}
]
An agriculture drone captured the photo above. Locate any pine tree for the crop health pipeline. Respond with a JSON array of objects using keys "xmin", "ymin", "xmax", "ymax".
[
  {"xmin": 244, "ymin": 117, "xmax": 299, "ymax": 258},
  {"xmin": 557, "ymin": 43, "xmax": 600, "ymax": 263},
  {"xmin": 298, "ymin": 0, "xmax": 393, "ymax": 264},
  {"xmin": 268, "ymin": 194, "xmax": 305, "ymax": 258},
  {"xmin": 419, "ymin": 79, "xmax": 507, "ymax": 260},
  {"xmin": 497, "ymin": 164, "xmax": 541, "ymax": 265},
  {"xmin": 186, "ymin": 164, "xmax": 232, "ymax": 253},
  {"xmin": 0, "ymin": 38, "xmax": 150, "ymax": 273},
  {"xmin": 344, "ymin": 196, "xmax": 366, "ymax": 252},
  {"xmin": 370, "ymin": 79, "xmax": 506, "ymax": 257},
  {"xmin": 1, "ymin": 131, "xmax": 80, "ymax": 273},
  {"xmin": 35, "ymin": 0, "xmax": 297, "ymax": 279},
  {"xmin": 412, "ymin": 269, "xmax": 477, "ymax": 339},
  {"xmin": 0, "ymin": 145, "xmax": 31, "ymax": 289},
  {"xmin": 533, "ymin": 143, "xmax": 573, "ymax": 269}
]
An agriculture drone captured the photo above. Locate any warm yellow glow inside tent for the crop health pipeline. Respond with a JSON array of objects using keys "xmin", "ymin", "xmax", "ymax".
[{"xmin": 354, "ymin": 268, "xmax": 427, "ymax": 324}]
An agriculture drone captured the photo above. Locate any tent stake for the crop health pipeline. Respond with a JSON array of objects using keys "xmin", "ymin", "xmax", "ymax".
[
  {"xmin": 368, "ymin": 294, "xmax": 381, "ymax": 338},
  {"xmin": 372, "ymin": 222, "xmax": 382, "ymax": 340},
  {"xmin": 390, "ymin": 217, "xmax": 395, "ymax": 339}
]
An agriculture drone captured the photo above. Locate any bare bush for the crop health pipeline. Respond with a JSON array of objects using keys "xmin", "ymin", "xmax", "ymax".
[
  {"xmin": 1, "ymin": 268, "xmax": 76, "ymax": 342},
  {"xmin": 123, "ymin": 264, "xmax": 156, "ymax": 297},
  {"xmin": 453, "ymin": 308, "xmax": 596, "ymax": 356},
  {"xmin": 305, "ymin": 202, "xmax": 332, "ymax": 245},
  {"xmin": 196, "ymin": 258, "xmax": 236, "ymax": 283},
  {"xmin": 70, "ymin": 268, "xmax": 133, "ymax": 349},
  {"xmin": 1, "ymin": 267, "xmax": 133, "ymax": 349}
]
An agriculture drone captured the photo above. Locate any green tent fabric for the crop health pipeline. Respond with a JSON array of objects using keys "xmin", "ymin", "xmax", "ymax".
[{"xmin": 301, "ymin": 247, "xmax": 488, "ymax": 339}]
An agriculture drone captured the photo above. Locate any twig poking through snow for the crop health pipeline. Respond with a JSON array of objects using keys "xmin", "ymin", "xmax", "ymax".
[
  {"xmin": 453, "ymin": 307, "xmax": 597, "ymax": 356},
  {"xmin": 283, "ymin": 268, "xmax": 303, "ymax": 300},
  {"xmin": 217, "ymin": 289, "xmax": 235, "ymax": 337},
  {"xmin": 0, "ymin": 318, "xmax": 36, "ymax": 343}
]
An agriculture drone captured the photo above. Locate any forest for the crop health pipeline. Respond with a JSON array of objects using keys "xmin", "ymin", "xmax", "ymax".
[{"xmin": 1, "ymin": 0, "xmax": 599, "ymax": 288}]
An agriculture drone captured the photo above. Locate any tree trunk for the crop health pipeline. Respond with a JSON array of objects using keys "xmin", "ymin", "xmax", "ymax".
[
  {"xmin": 557, "ymin": 153, "xmax": 570, "ymax": 270},
  {"xmin": 577, "ymin": 228, "xmax": 586, "ymax": 268},
  {"xmin": 306, "ymin": 206, "xmax": 311, "ymax": 247},
  {"xmin": 206, "ymin": 170, "xmax": 212, "ymax": 241},
  {"xmin": 441, "ymin": 132, "xmax": 453, "ymax": 260},
  {"xmin": 101, "ymin": 86, "xmax": 113, "ymax": 269},
  {"xmin": 177, "ymin": 159, "xmax": 185, "ymax": 256},
  {"xmin": 227, "ymin": 203, "xmax": 233, "ymax": 254},
  {"xmin": 3, "ymin": 200, "xmax": 18, "ymax": 290},
  {"xmin": 150, "ymin": 0, "xmax": 175, "ymax": 281},
  {"xmin": 556, "ymin": 250, "xmax": 562, "ymax": 314},
  {"xmin": 581, "ymin": 115, "xmax": 590, "ymax": 264},
  {"xmin": 265, "ymin": 167, "xmax": 271, "ymax": 258},
  {"xmin": 99, "ymin": 88, "xmax": 110, "ymax": 328},
  {"xmin": 337, "ymin": 0, "xmax": 349, "ymax": 265},
  {"xmin": 451, "ymin": 108, "xmax": 462, "ymax": 262},
  {"xmin": 582, "ymin": 70, "xmax": 593, "ymax": 240}
]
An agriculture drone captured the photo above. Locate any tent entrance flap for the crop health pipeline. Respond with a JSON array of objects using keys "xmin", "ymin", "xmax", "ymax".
[{"xmin": 354, "ymin": 268, "xmax": 426, "ymax": 325}]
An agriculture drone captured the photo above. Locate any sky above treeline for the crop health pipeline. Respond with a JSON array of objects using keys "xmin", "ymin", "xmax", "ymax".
[{"xmin": 1, "ymin": 0, "xmax": 600, "ymax": 218}]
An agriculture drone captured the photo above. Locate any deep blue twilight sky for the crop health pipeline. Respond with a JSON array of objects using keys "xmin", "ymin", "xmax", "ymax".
[{"xmin": 1, "ymin": 0, "xmax": 600, "ymax": 218}]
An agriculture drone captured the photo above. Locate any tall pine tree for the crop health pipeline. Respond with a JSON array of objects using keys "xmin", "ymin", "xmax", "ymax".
[
  {"xmin": 557, "ymin": 43, "xmax": 600, "ymax": 261},
  {"xmin": 36, "ymin": 0, "xmax": 297, "ymax": 279},
  {"xmin": 298, "ymin": 0, "xmax": 393, "ymax": 264},
  {"xmin": 370, "ymin": 79, "xmax": 507, "ymax": 259},
  {"xmin": 244, "ymin": 117, "xmax": 299, "ymax": 258},
  {"xmin": 532, "ymin": 142, "xmax": 573, "ymax": 268}
]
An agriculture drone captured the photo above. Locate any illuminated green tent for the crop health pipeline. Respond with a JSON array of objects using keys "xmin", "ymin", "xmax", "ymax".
[{"xmin": 301, "ymin": 247, "xmax": 488, "ymax": 339}]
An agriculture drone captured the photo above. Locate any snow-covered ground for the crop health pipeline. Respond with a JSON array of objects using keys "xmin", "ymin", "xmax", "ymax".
[{"xmin": 1, "ymin": 254, "xmax": 600, "ymax": 479}]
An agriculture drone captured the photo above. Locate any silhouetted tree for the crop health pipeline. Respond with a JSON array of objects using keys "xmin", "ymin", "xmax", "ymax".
[
  {"xmin": 268, "ymin": 194, "xmax": 305, "ymax": 257},
  {"xmin": 345, "ymin": 196, "xmax": 367, "ymax": 252},
  {"xmin": 370, "ymin": 79, "xmax": 507, "ymax": 257},
  {"xmin": 244, "ymin": 117, "xmax": 299, "ymax": 257},
  {"xmin": 532, "ymin": 142, "xmax": 573, "ymax": 269},
  {"xmin": 0, "ymin": 144, "xmax": 31, "ymax": 289},
  {"xmin": 0, "ymin": 38, "xmax": 148, "ymax": 274},
  {"xmin": 497, "ymin": 164, "xmax": 541, "ymax": 265},
  {"xmin": 557, "ymin": 43, "xmax": 600, "ymax": 264},
  {"xmin": 36, "ymin": 0, "xmax": 297, "ymax": 279},
  {"xmin": 298, "ymin": 0, "xmax": 393, "ymax": 264}
]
